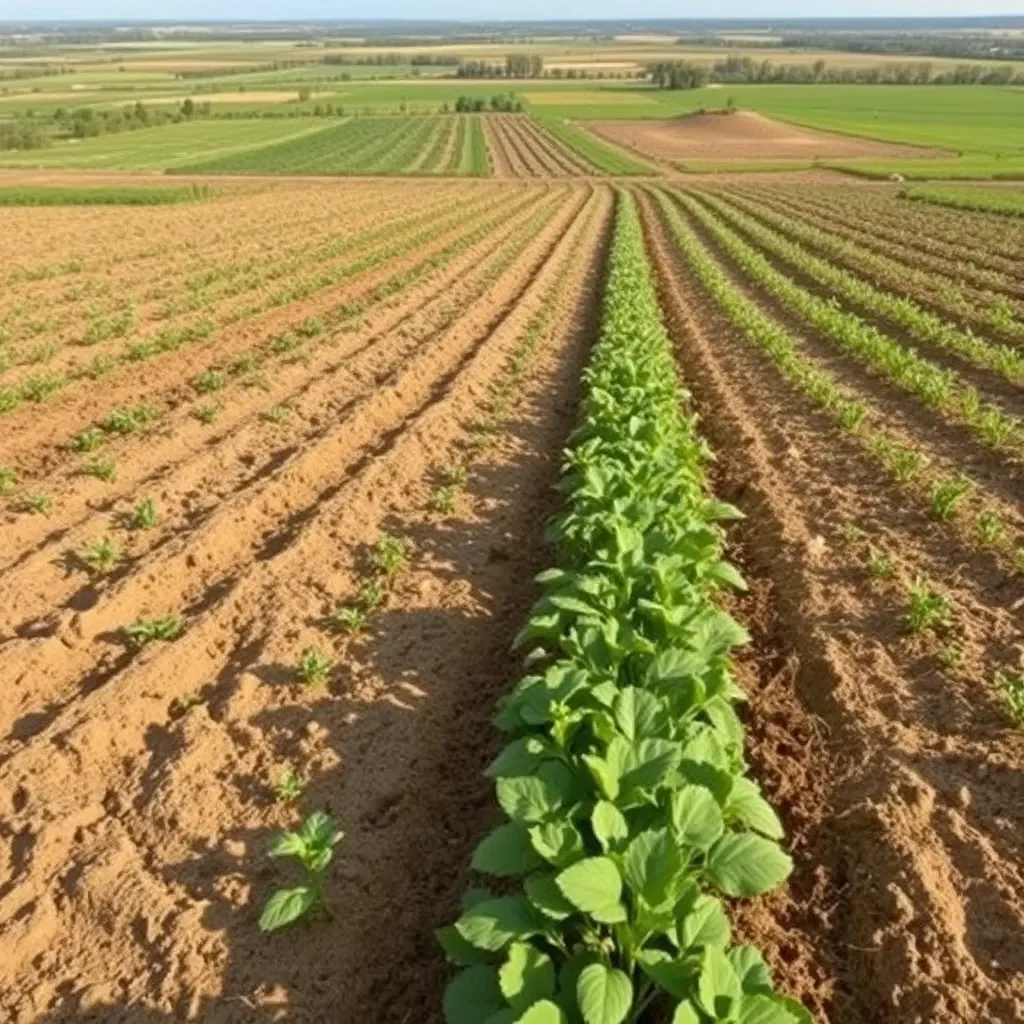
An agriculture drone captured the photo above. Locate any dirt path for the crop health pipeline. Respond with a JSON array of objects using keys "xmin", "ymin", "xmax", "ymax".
[
  {"xmin": 638, "ymin": 186, "xmax": 1024, "ymax": 1024},
  {"xmin": 0, "ymin": 183, "xmax": 611, "ymax": 1022}
]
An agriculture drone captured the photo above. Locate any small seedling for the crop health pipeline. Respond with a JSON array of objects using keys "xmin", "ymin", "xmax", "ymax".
[
  {"xmin": 432, "ymin": 485, "xmax": 456, "ymax": 513},
  {"xmin": 838, "ymin": 401, "xmax": 866, "ymax": 432},
  {"xmin": 930, "ymin": 476, "xmax": 973, "ymax": 522},
  {"xmin": 262, "ymin": 404, "xmax": 289, "ymax": 424},
  {"xmin": 273, "ymin": 766, "xmax": 306, "ymax": 803},
  {"xmin": 840, "ymin": 521, "xmax": 866, "ymax": 544},
  {"xmin": 193, "ymin": 402, "xmax": 220, "ymax": 425},
  {"xmin": 124, "ymin": 616, "xmax": 183, "ymax": 647},
  {"xmin": 80, "ymin": 536, "xmax": 119, "ymax": 574},
  {"xmin": 357, "ymin": 580, "xmax": 385, "ymax": 611},
  {"xmin": 70, "ymin": 428, "xmax": 104, "ymax": 453},
  {"xmin": 23, "ymin": 491, "xmax": 53, "ymax": 515},
  {"xmin": 231, "ymin": 353, "xmax": 259, "ymax": 377},
  {"xmin": 440, "ymin": 463, "xmax": 468, "ymax": 488},
  {"xmin": 271, "ymin": 331, "xmax": 300, "ymax": 355},
  {"xmin": 193, "ymin": 368, "xmax": 226, "ymax": 394},
  {"xmin": 374, "ymin": 533, "xmax": 409, "ymax": 577},
  {"xmin": 905, "ymin": 578, "xmax": 951, "ymax": 634},
  {"xmin": 976, "ymin": 510, "xmax": 1006, "ymax": 547},
  {"xmin": 132, "ymin": 498, "xmax": 159, "ymax": 530},
  {"xmin": 326, "ymin": 605, "xmax": 367, "ymax": 635},
  {"xmin": 297, "ymin": 646, "xmax": 333, "ymax": 685},
  {"xmin": 937, "ymin": 644, "xmax": 964, "ymax": 671},
  {"xmin": 996, "ymin": 671, "xmax": 1024, "ymax": 728},
  {"xmin": 866, "ymin": 548, "xmax": 895, "ymax": 579},
  {"xmin": 0, "ymin": 466, "xmax": 16, "ymax": 496},
  {"xmin": 297, "ymin": 317, "xmax": 324, "ymax": 338},
  {"xmin": 84, "ymin": 455, "xmax": 117, "ymax": 483},
  {"xmin": 259, "ymin": 811, "xmax": 343, "ymax": 932},
  {"xmin": 102, "ymin": 404, "xmax": 155, "ymax": 436}
]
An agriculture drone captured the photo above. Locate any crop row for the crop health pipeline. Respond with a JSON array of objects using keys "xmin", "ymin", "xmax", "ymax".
[
  {"xmin": 441, "ymin": 191, "xmax": 808, "ymax": 1024},
  {"xmin": 678, "ymin": 191, "xmax": 1022, "ymax": 457},
  {"xmin": 732, "ymin": 188, "xmax": 1024, "ymax": 339},
  {"xmin": 536, "ymin": 119, "xmax": 656, "ymax": 177},
  {"xmin": 649, "ymin": 189, "xmax": 1024, "ymax": 574}
]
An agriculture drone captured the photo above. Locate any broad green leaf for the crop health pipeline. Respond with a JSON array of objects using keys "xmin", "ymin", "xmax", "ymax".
[
  {"xmin": 697, "ymin": 947, "xmax": 743, "ymax": 1020},
  {"xmin": 462, "ymin": 887, "xmax": 493, "ymax": 911},
  {"xmin": 620, "ymin": 738, "xmax": 681, "ymax": 797},
  {"xmin": 497, "ymin": 771, "xmax": 569, "ymax": 825},
  {"xmin": 258, "ymin": 885, "xmax": 316, "ymax": 932},
  {"xmin": 456, "ymin": 897, "xmax": 542, "ymax": 953},
  {"xmin": 436, "ymin": 925, "xmax": 494, "ymax": 966},
  {"xmin": 729, "ymin": 945, "xmax": 773, "ymax": 995},
  {"xmin": 556, "ymin": 857, "xmax": 627, "ymax": 924},
  {"xmin": 516, "ymin": 1001, "xmax": 567, "ymax": 1024},
  {"xmin": 738, "ymin": 995, "xmax": 801, "ymax": 1024},
  {"xmin": 709, "ymin": 560, "xmax": 747, "ymax": 592},
  {"xmin": 670, "ymin": 785, "xmax": 725, "ymax": 850},
  {"xmin": 703, "ymin": 500, "xmax": 745, "ymax": 522},
  {"xmin": 525, "ymin": 873, "xmax": 576, "ymax": 920},
  {"xmin": 623, "ymin": 828, "xmax": 683, "ymax": 907},
  {"xmin": 487, "ymin": 737, "xmax": 550, "ymax": 779},
  {"xmin": 529, "ymin": 820, "xmax": 585, "ymax": 868},
  {"xmin": 581, "ymin": 754, "xmax": 620, "ymax": 801},
  {"xmin": 635, "ymin": 948, "xmax": 695, "ymax": 999},
  {"xmin": 671, "ymin": 1003, "xmax": 702, "ymax": 1024},
  {"xmin": 297, "ymin": 810, "xmax": 341, "ymax": 848},
  {"xmin": 473, "ymin": 823, "xmax": 544, "ymax": 877},
  {"xmin": 267, "ymin": 832, "xmax": 306, "ymax": 858},
  {"xmin": 727, "ymin": 778, "xmax": 784, "ymax": 840},
  {"xmin": 678, "ymin": 894, "xmax": 731, "ymax": 951},
  {"xmin": 444, "ymin": 965, "xmax": 505, "ymax": 1024},
  {"xmin": 679, "ymin": 760, "xmax": 734, "ymax": 805},
  {"xmin": 576, "ymin": 963, "xmax": 633, "ymax": 1024},
  {"xmin": 484, "ymin": 1012, "xmax": 517, "ymax": 1024},
  {"xmin": 706, "ymin": 834, "xmax": 793, "ymax": 898},
  {"xmin": 612, "ymin": 687, "xmax": 661, "ymax": 740},
  {"xmin": 591, "ymin": 800, "xmax": 628, "ymax": 853},
  {"xmin": 500, "ymin": 942, "xmax": 556, "ymax": 1013}
]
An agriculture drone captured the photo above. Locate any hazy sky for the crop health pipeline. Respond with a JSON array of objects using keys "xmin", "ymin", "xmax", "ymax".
[{"xmin": 0, "ymin": 2, "xmax": 1021, "ymax": 20}]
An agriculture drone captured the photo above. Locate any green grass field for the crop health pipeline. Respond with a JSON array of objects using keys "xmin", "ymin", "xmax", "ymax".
[
  {"xmin": 0, "ymin": 183, "xmax": 213, "ymax": 204},
  {"xmin": 901, "ymin": 183, "xmax": 1024, "ymax": 216},
  {"xmin": 0, "ymin": 118, "xmax": 331, "ymax": 170}
]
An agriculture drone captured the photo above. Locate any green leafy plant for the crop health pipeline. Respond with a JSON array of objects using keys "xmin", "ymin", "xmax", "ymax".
[
  {"xmin": 440, "ymin": 462, "xmax": 469, "ymax": 488},
  {"xmin": 101, "ymin": 404, "xmax": 155, "ymax": 436},
  {"xmin": 0, "ymin": 465, "xmax": 15, "ymax": 496},
  {"xmin": 273, "ymin": 766, "xmax": 306, "ymax": 803},
  {"xmin": 296, "ymin": 646, "xmax": 333, "ymax": 686},
  {"xmin": 938, "ymin": 644, "xmax": 964, "ymax": 671},
  {"xmin": 865, "ymin": 548, "xmax": 895, "ymax": 579},
  {"xmin": 80, "ymin": 536, "xmax": 119, "ymax": 574},
  {"xmin": 357, "ymin": 580, "xmax": 385, "ymax": 611},
  {"xmin": 996, "ymin": 671, "xmax": 1024, "ymax": 728},
  {"xmin": 124, "ymin": 616, "xmax": 183, "ymax": 647},
  {"xmin": 193, "ymin": 402, "xmax": 221, "ymax": 424},
  {"xmin": 976, "ymin": 510, "xmax": 1006, "ymax": 547},
  {"xmin": 374, "ymin": 533, "xmax": 410, "ymax": 578},
  {"xmin": 432, "ymin": 485, "xmax": 457, "ymax": 513},
  {"xmin": 262, "ymin": 404, "xmax": 289, "ymax": 424},
  {"xmin": 23, "ymin": 491, "xmax": 53, "ymax": 515},
  {"xmin": 70, "ymin": 427, "xmax": 104, "ymax": 453},
  {"xmin": 259, "ymin": 811, "xmax": 344, "ymax": 932},
  {"xmin": 83, "ymin": 455, "xmax": 117, "ymax": 483},
  {"xmin": 326, "ymin": 604, "xmax": 367, "ymax": 635},
  {"xmin": 132, "ymin": 498, "xmax": 159, "ymax": 530},
  {"xmin": 930, "ymin": 476, "xmax": 973, "ymax": 522},
  {"xmin": 905, "ymin": 578, "xmax": 951, "ymax": 634},
  {"xmin": 193, "ymin": 368, "xmax": 226, "ymax": 394}
]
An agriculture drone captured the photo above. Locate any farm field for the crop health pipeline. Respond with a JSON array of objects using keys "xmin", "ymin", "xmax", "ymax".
[{"xmin": 1, "ymin": 170, "xmax": 1023, "ymax": 1024}]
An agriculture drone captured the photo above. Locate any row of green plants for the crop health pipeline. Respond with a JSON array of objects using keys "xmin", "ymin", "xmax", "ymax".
[
  {"xmin": 459, "ymin": 115, "xmax": 492, "ymax": 177},
  {"xmin": 1, "ymin": 190, "xmax": 568, "ymax": 520},
  {"xmin": 734, "ymin": 188, "xmax": 1024, "ymax": 341},
  {"xmin": 650, "ymin": 190, "xmax": 1024, "ymax": 578},
  {"xmin": 764, "ymin": 186, "xmax": 1024, "ymax": 300},
  {"xmin": 0, "ymin": 187, "xmax": 526, "ymax": 417},
  {"xmin": 703, "ymin": 191, "xmax": 1024, "ymax": 386},
  {"xmin": 537, "ymin": 118, "xmax": 655, "ymax": 178},
  {"xmin": 441, "ymin": 191, "xmax": 808, "ymax": 1024},
  {"xmin": 677, "ymin": 192, "xmax": 1022, "ymax": 457}
]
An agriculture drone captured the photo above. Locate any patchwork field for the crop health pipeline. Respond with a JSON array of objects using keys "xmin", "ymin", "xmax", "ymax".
[{"xmin": 1, "ymin": 171, "xmax": 1022, "ymax": 1024}]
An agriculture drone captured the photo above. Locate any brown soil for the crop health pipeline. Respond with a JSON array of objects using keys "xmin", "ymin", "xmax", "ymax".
[
  {"xmin": 0, "ymin": 179, "xmax": 611, "ymax": 1020},
  {"xmin": 589, "ymin": 111, "xmax": 948, "ymax": 163},
  {"xmin": 638, "ymin": 186, "xmax": 1024, "ymax": 1024}
]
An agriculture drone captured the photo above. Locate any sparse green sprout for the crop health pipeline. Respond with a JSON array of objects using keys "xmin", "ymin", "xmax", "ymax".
[
  {"xmin": 297, "ymin": 646, "xmax": 333, "ymax": 686},
  {"xmin": 193, "ymin": 402, "xmax": 220, "ymax": 425},
  {"xmin": 432, "ymin": 486, "xmax": 456, "ymax": 513},
  {"xmin": 262, "ymin": 404, "xmax": 289, "ymax": 424},
  {"xmin": 838, "ymin": 401, "xmax": 866, "ymax": 432},
  {"xmin": 357, "ymin": 580, "xmax": 385, "ymax": 611},
  {"xmin": 440, "ymin": 463, "xmax": 468, "ymax": 488},
  {"xmin": 70, "ymin": 427, "xmax": 104, "ymax": 453},
  {"xmin": 193, "ymin": 368, "xmax": 226, "ymax": 394},
  {"xmin": 297, "ymin": 317, "xmax": 324, "ymax": 339},
  {"xmin": 374, "ymin": 534, "xmax": 409, "ymax": 578},
  {"xmin": 259, "ymin": 811, "xmax": 343, "ymax": 932},
  {"xmin": 231, "ymin": 353, "xmax": 259, "ymax": 377},
  {"xmin": 273, "ymin": 766, "xmax": 306, "ymax": 803},
  {"xmin": 124, "ymin": 616, "xmax": 183, "ymax": 647},
  {"xmin": 20, "ymin": 372, "xmax": 64, "ymax": 403},
  {"xmin": 938, "ymin": 644, "xmax": 964, "ymax": 671},
  {"xmin": 905, "ymin": 578, "xmax": 952, "ymax": 634},
  {"xmin": 840, "ymin": 521, "xmax": 866, "ymax": 544},
  {"xmin": 0, "ymin": 466, "xmax": 16, "ymax": 496},
  {"xmin": 930, "ymin": 476, "xmax": 973, "ymax": 522},
  {"xmin": 102, "ymin": 404, "xmax": 155, "ymax": 436},
  {"xmin": 23, "ymin": 491, "xmax": 53, "ymax": 515},
  {"xmin": 976, "ymin": 510, "xmax": 1006, "ymax": 547},
  {"xmin": 866, "ymin": 548, "xmax": 894, "ymax": 579},
  {"xmin": 132, "ymin": 498, "xmax": 159, "ymax": 530},
  {"xmin": 326, "ymin": 605, "xmax": 367, "ymax": 635},
  {"xmin": 271, "ymin": 331, "xmax": 300, "ymax": 355},
  {"xmin": 84, "ymin": 455, "xmax": 117, "ymax": 483},
  {"xmin": 80, "ymin": 536, "xmax": 119, "ymax": 574},
  {"xmin": 996, "ymin": 671, "xmax": 1024, "ymax": 728}
]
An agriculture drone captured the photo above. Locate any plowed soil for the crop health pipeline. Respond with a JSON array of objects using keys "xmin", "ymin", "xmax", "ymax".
[
  {"xmin": 590, "ymin": 111, "xmax": 948, "ymax": 163},
  {"xmin": 0, "ymin": 179, "xmax": 612, "ymax": 1021}
]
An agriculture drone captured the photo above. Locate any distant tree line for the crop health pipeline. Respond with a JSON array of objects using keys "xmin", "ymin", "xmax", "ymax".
[
  {"xmin": 649, "ymin": 55, "xmax": 1024, "ymax": 88},
  {"xmin": 777, "ymin": 32, "xmax": 1024, "ymax": 63},
  {"xmin": 448, "ymin": 93, "xmax": 523, "ymax": 112}
]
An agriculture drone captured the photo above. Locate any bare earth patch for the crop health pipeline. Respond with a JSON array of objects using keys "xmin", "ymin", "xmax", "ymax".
[{"xmin": 587, "ymin": 111, "xmax": 948, "ymax": 163}]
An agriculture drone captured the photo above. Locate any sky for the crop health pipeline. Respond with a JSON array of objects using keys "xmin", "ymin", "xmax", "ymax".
[{"xmin": 0, "ymin": 2, "xmax": 1021, "ymax": 20}]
